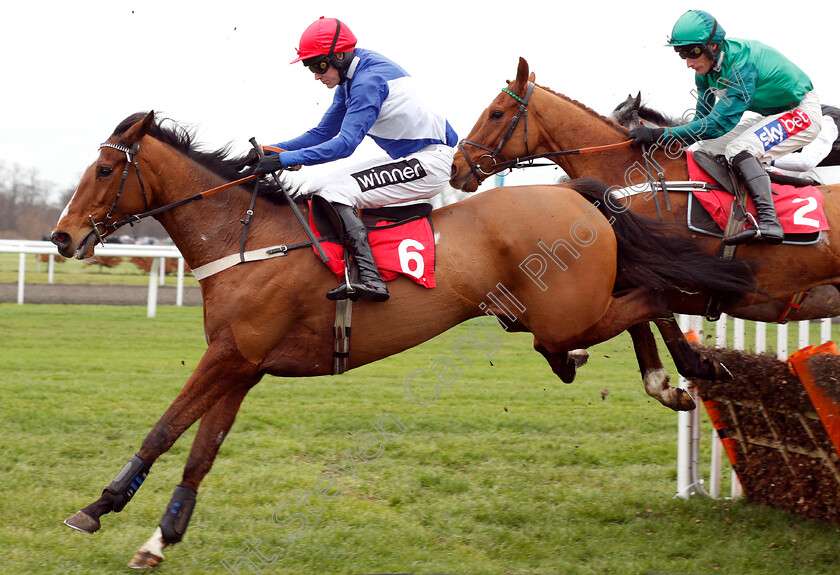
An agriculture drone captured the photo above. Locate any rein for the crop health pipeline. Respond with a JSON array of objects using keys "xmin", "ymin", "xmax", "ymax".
[
  {"xmin": 457, "ymin": 82, "xmax": 632, "ymax": 181},
  {"xmin": 91, "ymin": 138, "xmax": 330, "ymax": 264}
]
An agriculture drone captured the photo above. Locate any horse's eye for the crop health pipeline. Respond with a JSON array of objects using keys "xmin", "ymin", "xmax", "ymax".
[
  {"xmin": 490, "ymin": 110, "xmax": 504, "ymax": 120},
  {"xmin": 96, "ymin": 166, "xmax": 113, "ymax": 179}
]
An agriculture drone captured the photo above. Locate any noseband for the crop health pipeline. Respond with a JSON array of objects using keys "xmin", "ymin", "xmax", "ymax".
[
  {"xmin": 457, "ymin": 82, "xmax": 536, "ymax": 183},
  {"xmin": 89, "ymin": 141, "xmax": 149, "ymax": 245}
]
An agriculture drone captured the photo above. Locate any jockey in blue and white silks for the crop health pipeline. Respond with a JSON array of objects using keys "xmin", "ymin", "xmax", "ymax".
[
  {"xmin": 273, "ymin": 46, "xmax": 458, "ymax": 208},
  {"xmin": 252, "ymin": 17, "xmax": 457, "ymax": 302}
]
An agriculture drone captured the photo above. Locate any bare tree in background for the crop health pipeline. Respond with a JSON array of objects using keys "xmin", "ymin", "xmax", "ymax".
[
  {"xmin": 0, "ymin": 162, "xmax": 169, "ymax": 241},
  {"xmin": 0, "ymin": 162, "xmax": 58, "ymax": 239}
]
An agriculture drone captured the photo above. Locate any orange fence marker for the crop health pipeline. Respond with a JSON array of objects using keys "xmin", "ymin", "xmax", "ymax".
[{"xmin": 789, "ymin": 342, "xmax": 840, "ymax": 459}]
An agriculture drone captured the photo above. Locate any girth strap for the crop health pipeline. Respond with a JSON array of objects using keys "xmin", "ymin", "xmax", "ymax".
[
  {"xmin": 703, "ymin": 183, "xmax": 751, "ymax": 321},
  {"xmin": 777, "ymin": 291, "xmax": 810, "ymax": 324},
  {"xmin": 333, "ymin": 299, "xmax": 353, "ymax": 374}
]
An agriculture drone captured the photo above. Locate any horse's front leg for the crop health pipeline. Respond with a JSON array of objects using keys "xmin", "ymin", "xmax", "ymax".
[
  {"xmin": 129, "ymin": 378, "xmax": 260, "ymax": 569},
  {"xmin": 533, "ymin": 338, "xmax": 590, "ymax": 383},
  {"xmin": 64, "ymin": 333, "xmax": 259, "ymax": 535}
]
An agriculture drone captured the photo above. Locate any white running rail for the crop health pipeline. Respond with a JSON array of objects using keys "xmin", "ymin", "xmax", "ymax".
[{"xmin": 0, "ymin": 240, "xmax": 188, "ymax": 318}]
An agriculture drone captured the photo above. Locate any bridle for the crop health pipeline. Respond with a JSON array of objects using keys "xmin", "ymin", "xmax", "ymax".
[
  {"xmin": 457, "ymin": 82, "xmax": 633, "ymax": 184},
  {"xmin": 86, "ymin": 140, "xmax": 259, "ymax": 246},
  {"xmin": 458, "ymin": 82, "xmax": 536, "ymax": 183},
  {"xmin": 89, "ymin": 141, "xmax": 150, "ymax": 246}
]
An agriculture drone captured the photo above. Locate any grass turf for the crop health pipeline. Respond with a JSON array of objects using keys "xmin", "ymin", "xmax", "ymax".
[{"xmin": 1, "ymin": 303, "xmax": 839, "ymax": 574}]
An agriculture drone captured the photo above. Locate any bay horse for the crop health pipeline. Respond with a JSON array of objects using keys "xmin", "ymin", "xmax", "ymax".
[
  {"xmin": 50, "ymin": 111, "xmax": 753, "ymax": 568},
  {"xmin": 451, "ymin": 57, "xmax": 840, "ymax": 388}
]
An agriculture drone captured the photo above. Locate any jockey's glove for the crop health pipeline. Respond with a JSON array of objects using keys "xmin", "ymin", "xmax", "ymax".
[
  {"xmin": 252, "ymin": 154, "xmax": 284, "ymax": 175},
  {"xmin": 629, "ymin": 126, "xmax": 665, "ymax": 148}
]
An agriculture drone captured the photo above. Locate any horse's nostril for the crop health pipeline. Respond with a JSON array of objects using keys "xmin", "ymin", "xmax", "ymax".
[
  {"xmin": 450, "ymin": 164, "xmax": 457, "ymax": 177},
  {"xmin": 51, "ymin": 231, "xmax": 70, "ymax": 248}
]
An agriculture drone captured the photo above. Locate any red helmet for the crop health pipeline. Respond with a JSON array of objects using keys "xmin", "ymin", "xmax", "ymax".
[{"xmin": 290, "ymin": 17, "xmax": 357, "ymax": 64}]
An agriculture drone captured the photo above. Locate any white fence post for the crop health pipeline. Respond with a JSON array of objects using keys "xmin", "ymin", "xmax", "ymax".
[
  {"xmin": 676, "ymin": 314, "xmax": 694, "ymax": 500},
  {"xmin": 777, "ymin": 323, "xmax": 788, "ymax": 358},
  {"xmin": 799, "ymin": 320, "xmax": 810, "ymax": 349},
  {"xmin": 147, "ymin": 258, "xmax": 160, "ymax": 319},
  {"xmin": 176, "ymin": 258, "xmax": 185, "ymax": 307},
  {"xmin": 17, "ymin": 252, "xmax": 26, "ymax": 305}
]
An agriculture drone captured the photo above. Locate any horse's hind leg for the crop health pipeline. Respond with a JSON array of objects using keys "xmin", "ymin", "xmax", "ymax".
[
  {"xmin": 653, "ymin": 316, "xmax": 731, "ymax": 381},
  {"xmin": 535, "ymin": 288, "xmax": 695, "ymax": 411},
  {"xmin": 129, "ymin": 378, "xmax": 259, "ymax": 569},
  {"xmin": 64, "ymin": 332, "xmax": 260, "ymax": 536},
  {"xmin": 627, "ymin": 323, "xmax": 696, "ymax": 411}
]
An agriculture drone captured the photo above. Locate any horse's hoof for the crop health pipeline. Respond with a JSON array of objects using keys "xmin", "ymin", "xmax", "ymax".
[
  {"xmin": 64, "ymin": 511, "xmax": 100, "ymax": 534},
  {"xmin": 672, "ymin": 388, "xmax": 697, "ymax": 412},
  {"xmin": 569, "ymin": 349, "xmax": 590, "ymax": 368},
  {"xmin": 128, "ymin": 550, "xmax": 164, "ymax": 569}
]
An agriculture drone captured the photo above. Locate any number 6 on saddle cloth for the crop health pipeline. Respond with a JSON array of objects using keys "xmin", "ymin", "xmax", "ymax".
[{"xmin": 308, "ymin": 195, "xmax": 437, "ymax": 290}]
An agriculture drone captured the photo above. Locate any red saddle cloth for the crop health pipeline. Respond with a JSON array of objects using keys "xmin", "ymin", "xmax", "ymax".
[
  {"xmin": 687, "ymin": 151, "xmax": 829, "ymax": 234},
  {"xmin": 308, "ymin": 207, "xmax": 436, "ymax": 288}
]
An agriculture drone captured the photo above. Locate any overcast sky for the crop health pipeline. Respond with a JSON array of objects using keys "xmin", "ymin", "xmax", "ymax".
[{"xmin": 2, "ymin": 1, "xmax": 838, "ymax": 200}]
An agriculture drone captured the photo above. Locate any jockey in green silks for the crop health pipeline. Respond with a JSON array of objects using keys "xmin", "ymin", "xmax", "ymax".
[{"xmin": 630, "ymin": 10, "xmax": 821, "ymax": 245}]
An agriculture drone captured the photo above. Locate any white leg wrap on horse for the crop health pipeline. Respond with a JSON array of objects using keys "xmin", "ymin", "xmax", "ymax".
[
  {"xmin": 128, "ymin": 526, "xmax": 166, "ymax": 569},
  {"xmin": 140, "ymin": 527, "xmax": 166, "ymax": 557},
  {"xmin": 569, "ymin": 349, "xmax": 590, "ymax": 368},
  {"xmin": 643, "ymin": 368, "xmax": 696, "ymax": 411},
  {"xmin": 643, "ymin": 368, "xmax": 669, "ymax": 401}
]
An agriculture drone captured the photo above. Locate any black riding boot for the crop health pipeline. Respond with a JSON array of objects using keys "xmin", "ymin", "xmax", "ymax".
[
  {"xmin": 723, "ymin": 151, "xmax": 784, "ymax": 245},
  {"xmin": 326, "ymin": 204, "xmax": 390, "ymax": 302}
]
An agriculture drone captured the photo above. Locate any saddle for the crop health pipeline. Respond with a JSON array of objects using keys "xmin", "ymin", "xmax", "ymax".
[
  {"xmin": 693, "ymin": 150, "xmax": 819, "ymax": 191},
  {"xmin": 309, "ymin": 196, "xmax": 437, "ymax": 287}
]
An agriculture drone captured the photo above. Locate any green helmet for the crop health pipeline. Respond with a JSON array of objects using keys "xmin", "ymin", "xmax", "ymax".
[{"xmin": 666, "ymin": 10, "xmax": 726, "ymax": 46}]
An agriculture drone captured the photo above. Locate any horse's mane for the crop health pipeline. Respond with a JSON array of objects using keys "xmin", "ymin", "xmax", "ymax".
[
  {"xmin": 112, "ymin": 112, "xmax": 287, "ymax": 197},
  {"xmin": 535, "ymin": 84, "xmax": 630, "ymax": 137},
  {"xmin": 611, "ymin": 96, "xmax": 685, "ymax": 128}
]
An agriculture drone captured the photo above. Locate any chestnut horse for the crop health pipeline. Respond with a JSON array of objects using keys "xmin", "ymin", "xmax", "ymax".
[
  {"xmin": 50, "ymin": 112, "xmax": 753, "ymax": 568},
  {"xmin": 451, "ymin": 57, "xmax": 840, "ymax": 387},
  {"xmin": 609, "ymin": 91, "xmax": 840, "ymax": 320}
]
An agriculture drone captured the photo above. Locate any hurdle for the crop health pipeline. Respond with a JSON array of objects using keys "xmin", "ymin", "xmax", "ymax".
[{"xmin": 675, "ymin": 314, "xmax": 834, "ymax": 500}]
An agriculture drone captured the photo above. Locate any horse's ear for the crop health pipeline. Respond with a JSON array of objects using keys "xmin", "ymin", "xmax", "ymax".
[
  {"xmin": 516, "ymin": 57, "xmax": 530, "ymax": 86},
  {"xmin": 528, "ymin": 72, "xmax": 535, "ymax": 82},
  {"xmin": 633, "ymin": 92, "xmax": 642, "ymax": 108},
  {"xmin": 123, "ymin": 111, "xmax": 155, "ymax": 145}
]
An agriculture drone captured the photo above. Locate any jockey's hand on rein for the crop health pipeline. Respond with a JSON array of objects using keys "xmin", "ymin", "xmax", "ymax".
[
  {"xmin": 252, "ymin": 154, "xmax": 285, "ymax": 176},
  {"xmin": 629, "ymin": 126, "xmax": 665, "ymax": 148},
  {"xmin": 259, "ymin": 145, "xmax": 301, "ymax": 171}
]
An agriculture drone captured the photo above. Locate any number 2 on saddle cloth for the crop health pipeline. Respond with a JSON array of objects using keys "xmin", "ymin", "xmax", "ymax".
[
  {"xmin": 687, "ymin": 151, "xmax": 830, "ymax": 242},
  {"xmin": 307, "ymin": 200, "xmax": 437, "ymax": 288}
]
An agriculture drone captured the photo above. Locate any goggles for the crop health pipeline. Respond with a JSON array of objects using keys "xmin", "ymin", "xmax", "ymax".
[
  {"xmin": 304, "ymin": 55, "xmax": 331, "ymax": 74},
  {"xmin": 674, "ymin": 44, "xmax": 705, "ymax": 59}
]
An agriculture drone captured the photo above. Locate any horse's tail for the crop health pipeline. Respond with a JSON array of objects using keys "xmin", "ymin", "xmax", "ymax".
[{"xmin": 568, "ymin": 178, "xmax": 756, "ymax": 299}]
